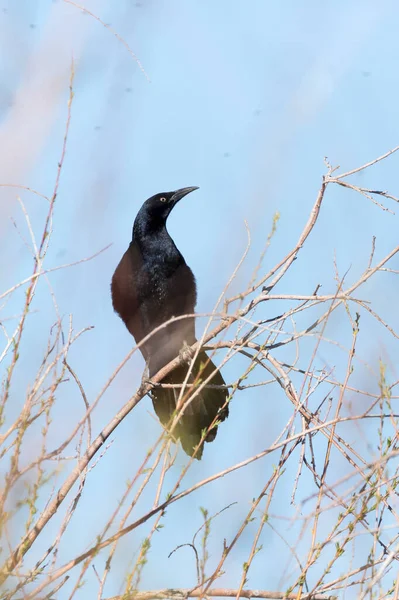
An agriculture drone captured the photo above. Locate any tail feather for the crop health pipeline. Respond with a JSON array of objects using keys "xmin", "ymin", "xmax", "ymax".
[{"xmin": 150, "ymin": 351, "xmax": 229, "ymax": 459}]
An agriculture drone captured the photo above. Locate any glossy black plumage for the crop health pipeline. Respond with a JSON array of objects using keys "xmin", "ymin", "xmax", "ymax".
[{"xmin": 111, "ymin": 187, "xmax": 228, "ymax": 458}]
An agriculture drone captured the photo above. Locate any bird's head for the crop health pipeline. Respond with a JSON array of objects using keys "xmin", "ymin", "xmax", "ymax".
[{"xmin": 133, "ymin": 186, "xmax": 199, "ymax": 238}]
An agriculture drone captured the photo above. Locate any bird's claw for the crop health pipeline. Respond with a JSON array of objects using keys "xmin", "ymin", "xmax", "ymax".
[{"xmin": 143, "ymin": 378, "xmax": 157, "ymax": 388}]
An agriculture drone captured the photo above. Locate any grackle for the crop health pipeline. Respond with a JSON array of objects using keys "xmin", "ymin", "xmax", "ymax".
[{"xmin": 111, "ymin": 187, "xmax": 229, "ymax": 458}]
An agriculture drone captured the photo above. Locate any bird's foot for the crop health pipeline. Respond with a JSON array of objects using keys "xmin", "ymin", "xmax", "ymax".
[
  {"xmin": 143, "ymin": 378, "xmax": 159, "ymax": 388},
  {"xmin": 179, "ymin": 341, "xmax": 195, "ymax": 365}
]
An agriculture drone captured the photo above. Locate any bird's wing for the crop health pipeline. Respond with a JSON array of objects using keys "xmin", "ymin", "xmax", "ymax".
[{"xmin": 111, "ymin": 244, "xmax": 147, "ymax": 348}]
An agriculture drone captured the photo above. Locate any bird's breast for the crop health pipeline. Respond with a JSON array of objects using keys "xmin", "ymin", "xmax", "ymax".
[{"xmin": 138, "ymin": 263, "xmax": 173, "ymax": 305}]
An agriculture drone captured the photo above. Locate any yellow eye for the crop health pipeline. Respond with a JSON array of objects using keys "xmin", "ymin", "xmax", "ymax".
[{"xmin": 160, "ymin": 197, "xmax": 167, "ymax": 202}]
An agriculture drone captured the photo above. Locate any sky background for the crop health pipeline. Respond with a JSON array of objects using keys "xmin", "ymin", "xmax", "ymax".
[{"xmin": 1, "ymin": 1, "xmax": 399, "ymax": 598}]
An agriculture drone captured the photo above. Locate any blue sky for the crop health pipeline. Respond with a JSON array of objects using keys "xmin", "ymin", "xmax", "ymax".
[{"xmin": 1, "ymin": 1, "xmax": 399, "ymax": 598}]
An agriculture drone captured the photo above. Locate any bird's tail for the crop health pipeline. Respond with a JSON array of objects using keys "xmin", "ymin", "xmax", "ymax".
[{"xmin": 150, "ymin": 351, "xmax": 229, "ymax": 459}]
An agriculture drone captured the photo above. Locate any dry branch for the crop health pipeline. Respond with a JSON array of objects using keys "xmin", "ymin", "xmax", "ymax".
[{"xmin": 104, "ymin": 589, "xmax": 337, "ymax": 600}]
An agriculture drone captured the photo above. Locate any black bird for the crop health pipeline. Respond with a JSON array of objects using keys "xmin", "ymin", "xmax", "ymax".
[{"xmin": 111, "ymin": 187, "xmax": 229, "ymax": 458}]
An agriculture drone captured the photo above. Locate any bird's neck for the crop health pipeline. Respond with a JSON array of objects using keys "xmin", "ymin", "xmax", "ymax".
[
  {"xmin": 133, "ymin": 212, "xmax": 163, "ymax": 240},
  {"xmin": 133, "ymin": 221, "xmax": 184, "ymax": 264}
]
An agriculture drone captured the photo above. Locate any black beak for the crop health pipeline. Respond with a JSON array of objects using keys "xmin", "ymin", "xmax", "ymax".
[{"xmin": 170, "ymin": 186, "xmax": 199, "ymax": 204}]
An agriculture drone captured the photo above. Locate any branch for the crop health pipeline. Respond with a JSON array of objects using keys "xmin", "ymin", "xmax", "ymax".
[{"xmin": 104, "ymin": 589, "xmax": 337, "ymax": 600}]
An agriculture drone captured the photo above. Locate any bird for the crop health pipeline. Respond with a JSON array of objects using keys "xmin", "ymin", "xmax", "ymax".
[{"xmin": 111, "ymin": 187, "xmax": 229, "ymax": 458}]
